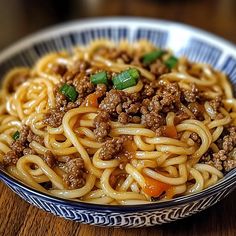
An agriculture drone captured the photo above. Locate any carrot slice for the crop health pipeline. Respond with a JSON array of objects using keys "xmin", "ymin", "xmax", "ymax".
[
  {"xmin": 162, "ymin": 125, "xmax": 178, "ymax": 138},
  {"xmin": 123, "ymin": 140, "xmax": 137, "ymax": 155},
  {"xmin": 143, "ymin": 176, "xmax": 171, "ymax": 197},
  {"xmin": 82, "ymin": 93, "xmax": 99, "ymax": 108}
]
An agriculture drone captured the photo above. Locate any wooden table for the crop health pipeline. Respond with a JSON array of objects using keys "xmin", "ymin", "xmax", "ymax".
[
  {"xmin": 0, "ymin": 182, "xmax": 235, "ymax": 235},
  {"xmin": 0, "ymin": 0, "xmax": 236, "ymax": 235}
]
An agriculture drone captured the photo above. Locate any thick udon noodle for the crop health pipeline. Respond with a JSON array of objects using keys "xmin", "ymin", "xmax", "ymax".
[{"xmin": 0, "ymin": 39, "xmax": 235, "ymax": 205}]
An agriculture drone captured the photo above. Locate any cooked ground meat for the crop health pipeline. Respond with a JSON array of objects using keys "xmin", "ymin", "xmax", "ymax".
[
  {"xmin": 229, "ymin": 126, "xmax": 236, "ymax": 135},
  {"xmin": 51, "ymin": 64, "xmax": 67, "ymax": 76},
  {"xmin": 11, "ymin": 140, "xmax": 25, "ymax": 153},
  {"xmin": 23, "ymin": 148, "xmax": 36, "ymax": 156},
  {"xmin": 140, "ymin": 97, "xmax": 166, "ymax": 133},
  {"xmin": 45, "ymin": 66, "xmax": 101, "ymax": 129},
  {"xmin": 181, "ymin": 84, "xmax": 199, "ymax": 103},
  {"xmin": 150, "ymin": 59, "xmax": 169, "ymax": 77},
  {"xmin": 43, "ymin": 87, "xmax": 82, "ymax": 128},
  {"xmin": 140, "ymin": 95, "xmax": 162, "ymax": 114},
  {"xmin": 149, "ymin": 80, "xmax": 160, "ymax": 89},
  {"xmin": 140, "ymin": 98, "xmax": 151, "ymax": 114},
  {"xmin": 23, "ymin": 147, "xmax": 55, "ymax": 167},
  {"xmin": 122, "ymin": 93, "xmax": 141, "ymax": 112},
  {"xmin": 96, "ymin": 83, "xmax": 107, "ymax": 97},
  {"xmin": 190, "ymin": 132, "xmax": 201, "ymax": 144},
  {"xmin": 108, "ymin": 49, "xmax": 132, "ymax": 63},
  {"xmin": 99, "ymin": 89, "xmax": 124, "ymax": 116},
  {"xmin": 201, "ymin": 126, "xmax": 236, "ymax": 172},
  {"xmin": 216, "ymin": 127, "xmax": 236, "ymax": 153},
  {"xmin": 209, "ymin": 97, "xmax": 222, "ymax": 112},
  {"xmin": 200, "ymin": 149, "xmax": 212, "ymax": 163},
  {"xmin": 104, "ymin": 48, "xmax": 119, "ymax": 60},
  {"xmin": 99, "ymin": 137, "xmax": 125, "ymax": 160},
  {"xmin": 222, "ymin": 127, "xmax": 236, "ymax": 153},
  {"xmin": 44, "ymin": 90, "xmax": 67, "ymax": 128},
  {"xmin": 55, "ymin": 89, "xmax": 68, "ymax": 107},
  {"xmin": 118, "ymin": 112, "xmax": 131, "ymax": 124},
  {"xmin": 3, "ymin": 125, "xmax": 54, "ymax": 167},
  {"xmin": 99, "ymin": 89, "xmax": 141, "ymax": 126},
  {"xmin": 3, "ymin": 150, "xmax": 19, "ymax": 166},
  {"xmin": 223, "ymin": 156, "xmax": 236, "ymax": 171},
  {"xmin": 63, "ymin": 158, "xmax": 86, "ymax": 189},
  {"xmin": 148, "ymin": 95, "xmax": 161, "ymax": 113},
  {"xmin": 155, "ymin": 127, "xmax": 164, "ymax": 137},
  {"xmin": 123, "ymin": 102, "xmax": 140, "ymax": 114},
  {"xmin": 3, "ymin": 125, "xmax": 30, "ymax": 166},
  {"xmin": 43, "ymin": 108, "xmax": 66, "ymax": 128},
  {"xmin": 142, "ymin": 84, "xmax": 155, "ymax": 98},
  {"xmin": 187, "ymin": 102, "xmax": 204, "ymax": 120},
  {"xmin": 174, "ymin": 111, "xmax": 190, "ymax": 125},
  {"xmin": 139, "ymin": 84, "xmax": 182, "ymax": 133},
  {"xmin": 141, "ymin": 111, "xmax": 165, "ymax": 133},
  {"xmin": 43, "ymin": 150, "xmax": 56, "ymax": 168},
  {"xmin": 27, "ymin": 129, "xmax": 44, "ymax": 145},
  {"xmin": 73, "ymin": 73, "xmax": 95, "ymax": 98},
  {"xmin": 156, "ymin": 82, "xmax": 181, "ymax": 112},
  {"xmin": 206, "ymin": 150, "xmax": 227, "ymax": 171},
  {"xmin": 222, "ymin": 135, "xmax": 234, "ymax": 153},
  {"xmin": 93, "ymin": 111, "xmax": 111, "ymax": 142},
  {"xmin": 109, "ymin": 173, "xmax": 128, "ymax": 187},
  {"xmin": 62, "ymin": 70, "xmax": 78, "ymax": 84},
  {"xmin": 19, "ymin": 125, "xmax": 30, "ymax": 143},
  {"xmin": 43, "ymin": 68, "xmax": 94, "ymax": 128},
  {"xmin": 131, "ymin": 116, "xmax": 141, "ymax": 124}
]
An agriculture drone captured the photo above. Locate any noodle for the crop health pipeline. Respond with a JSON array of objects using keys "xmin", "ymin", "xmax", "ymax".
[{"xmin": 0, "ymin": 39, "xmax": 235, "ymax": 205}]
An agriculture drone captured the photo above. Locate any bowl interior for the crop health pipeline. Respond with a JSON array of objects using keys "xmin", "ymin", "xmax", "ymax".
[{"xmin": 0, "ymin": 17, "xmax": 236, "ymax": 209}]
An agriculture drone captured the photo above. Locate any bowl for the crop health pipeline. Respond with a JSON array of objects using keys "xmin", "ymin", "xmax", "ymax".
[{"xmin": 0, "ymin": 17, "xmax": 236, "ymax": 228}]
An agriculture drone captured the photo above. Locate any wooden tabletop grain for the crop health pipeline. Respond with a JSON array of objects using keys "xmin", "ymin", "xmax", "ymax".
[
  {"xmin": 0, "ymin": 0, "xmax": 236, "ymax": 235},
  {"xmin": 0, "ymin": 182, "xmax": 235, "ymax": 236}
]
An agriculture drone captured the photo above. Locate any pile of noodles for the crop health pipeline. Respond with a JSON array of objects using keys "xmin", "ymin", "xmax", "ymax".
[{"xmin": 0, "ymin": 39, "xmax": 235, "ymax": 205}]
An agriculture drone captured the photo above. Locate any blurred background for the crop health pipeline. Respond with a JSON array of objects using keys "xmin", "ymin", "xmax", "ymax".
[{"xmin": 0, "ymin": 0, "xmax": 235, "ymax": 50}]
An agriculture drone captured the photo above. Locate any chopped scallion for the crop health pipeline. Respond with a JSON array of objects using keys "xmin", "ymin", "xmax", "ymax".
[
  {"xmin": 165, "ymin": 56, "xmax": 178, "ymax": 69},
  {"xmin": 12, "ymin": 131, "xmax": 20, "ymax": 141},
  {"xmin": 59, "ymin": 84, "xmax": 78, "ymax": 102},
  {"xmin": 127, "ymin": 68, "xmax": 140, "ymax": 82},
  {"xmin": 142, "ymin": 50, "xmax": 165, "ymax": 65},
  {"xmin": 90, "ymin": 71, "xmax": 108, "ymax": 85},
  {"xmin": 112, "ymin": 68, "xmax": 139, "ymax": 90}
]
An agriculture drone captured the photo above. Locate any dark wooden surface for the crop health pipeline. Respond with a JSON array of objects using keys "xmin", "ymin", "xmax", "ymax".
[
  {"xmin": 0, "ymin": 182, "xmax": 236, "ymax": 236},
  {"xmin": 0, "ymin": 0, "xmax": 236, "ymax": 235}
]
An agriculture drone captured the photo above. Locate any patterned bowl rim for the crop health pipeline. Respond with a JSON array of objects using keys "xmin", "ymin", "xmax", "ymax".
[{"xmin": 0, "ymin": 17, "xmax": 236, "ymax": 212}]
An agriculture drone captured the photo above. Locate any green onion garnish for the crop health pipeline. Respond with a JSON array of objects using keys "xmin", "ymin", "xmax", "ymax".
[
  {"xmin": 164, "ymin": 56, "xmax": 178, "ymax": 69},
  {"xmin": 59, "ymin": 84, "xmax": 78, "ymax": 102},
  {"xmin": 142, "ymin": 50, "xmax": 165, "ymax": 65},
  {"xmin": 12, "ymin": 131, "xmax": 20, "ymax": 141},
  {"xmin": 90, "ymin": 71, "xmax": 108, "ymax": 85},
  {"xmin": 112, "ymin": 68, "xmax": 139, "ymax": 90}
]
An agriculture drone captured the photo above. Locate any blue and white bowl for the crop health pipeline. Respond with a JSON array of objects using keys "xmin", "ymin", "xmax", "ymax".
[{"xmin": 0, "ymin": 18, "xmax": 236, "ymax": 227}]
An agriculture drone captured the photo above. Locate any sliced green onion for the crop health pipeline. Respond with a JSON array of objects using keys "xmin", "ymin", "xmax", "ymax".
[
  {"xmin": 90, "ymin": 71, "xmax": 108, "ymax": 85},
  {"xmin": 128, "ymin": 68, "xmax": 140, "ymax": 82},
  {"xmin": 112, "ymin": 68, "xmax": 139, "ymax": 90},
  {"xmin": 142, "ymin": 50, "xmax": 165, "ymax": 65},
  {"xmin": 59, "ymin": 84, "xmax": 78, "ymax": 102},
  {"xmin": 165, "ymin": 56, "xmax": 178, "ymax": 69},
  {"xmin": 12, "ymin": 131, "xmax": 20, "ymax": 141}
]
